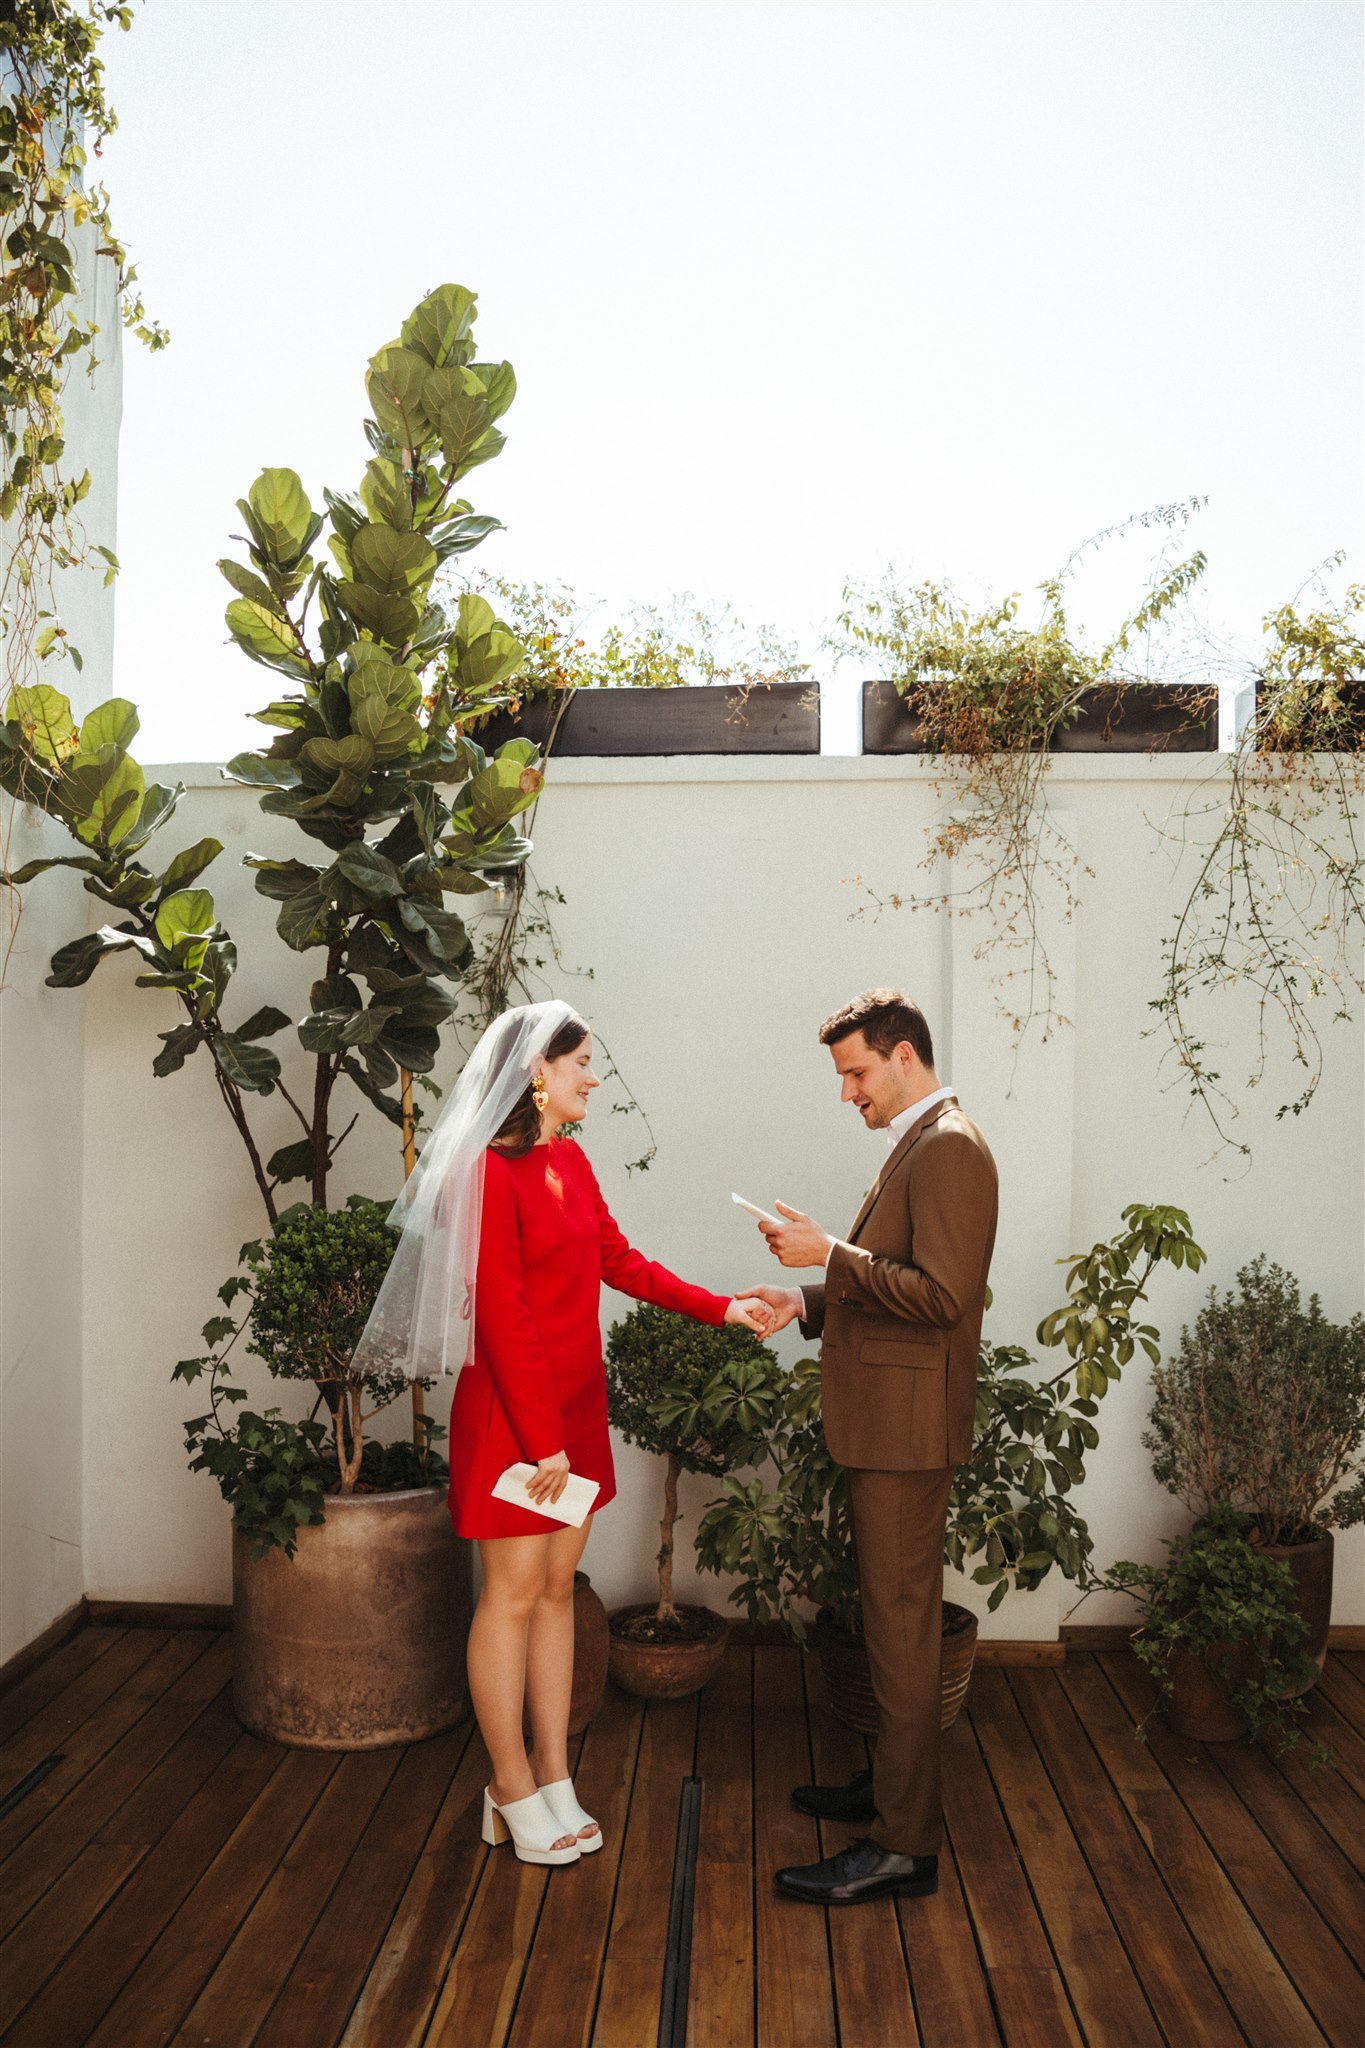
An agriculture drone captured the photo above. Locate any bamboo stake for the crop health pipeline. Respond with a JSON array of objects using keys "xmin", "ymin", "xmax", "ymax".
[{"xmin": 400, "ymin": 1067, "xmax": 426, "ymax": 1455}]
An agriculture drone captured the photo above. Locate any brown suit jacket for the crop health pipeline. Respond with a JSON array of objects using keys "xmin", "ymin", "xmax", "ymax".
[{"xmin": 799, "ymin": 1101, "xmax": 998, "ymax": 1471}]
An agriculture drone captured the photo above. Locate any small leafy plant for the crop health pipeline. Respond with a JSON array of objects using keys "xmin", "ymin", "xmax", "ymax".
[
  {"xmin": 605, "ymin": 1304, "xmax": 784, "ymax": 1629},
  {"xmin": 1099, "ymin": 1505, "xmax": 1318, "ymax": 1747},
  {"xmin": 176, "ymin": 1196, "xmax": 447, "ymax": 1557}
]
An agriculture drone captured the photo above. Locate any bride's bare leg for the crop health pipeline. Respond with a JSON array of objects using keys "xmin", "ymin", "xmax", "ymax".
[
  {"xmin": 469, "ymin": 1533, "xmax": 575, "ymax": 1849},
  {"xmin": 525, "ymin": 1516, "xmax": 594, "ymax": 1804}
]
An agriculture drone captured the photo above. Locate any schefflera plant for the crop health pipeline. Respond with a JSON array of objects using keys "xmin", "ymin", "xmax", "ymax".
[{"xmin": 1, "ymin": 283, "xmax": 544, "ymax": 1225}]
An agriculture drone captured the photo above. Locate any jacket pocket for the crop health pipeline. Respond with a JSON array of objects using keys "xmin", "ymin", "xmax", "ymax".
[{"xmin": 858, "ymin": 1337, "xmax": 946, "ymax": 1370}]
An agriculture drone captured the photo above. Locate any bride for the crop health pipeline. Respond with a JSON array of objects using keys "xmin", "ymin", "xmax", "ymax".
[{"xmin": 351, "ymin": 999, "xmax": 771, "ymax": 1866}]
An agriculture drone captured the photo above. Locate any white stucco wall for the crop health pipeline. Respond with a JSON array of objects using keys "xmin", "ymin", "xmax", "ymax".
[
  {"xmin": 0, "ymin": 223, "xmax": 123, "ymax": 1663},
  {"xmin": 72, "ymin": 751, "xmax": 1365, "ymax": 1638}
]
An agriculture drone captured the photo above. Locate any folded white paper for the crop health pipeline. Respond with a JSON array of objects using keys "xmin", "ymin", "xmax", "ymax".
[{"xmin": 491, "ymin": 1462, "xmax": 601, "ymax": 1528}]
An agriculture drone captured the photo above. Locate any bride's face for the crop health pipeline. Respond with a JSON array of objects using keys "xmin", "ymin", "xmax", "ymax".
[{"xmin": 541, "ymin": 1034, "xmax": 600, "ymax": 1129}]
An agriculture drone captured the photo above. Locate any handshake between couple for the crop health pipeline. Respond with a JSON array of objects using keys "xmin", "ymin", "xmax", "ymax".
[{"xmin": 722, "ymin": 1200, "xmax": 838, "ymax": 1338}]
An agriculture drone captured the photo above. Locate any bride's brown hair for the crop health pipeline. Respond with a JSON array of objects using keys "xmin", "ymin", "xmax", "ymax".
[{"xmin": 491, "ymin": 1014, "xmax": 589, "ymax": 1157}]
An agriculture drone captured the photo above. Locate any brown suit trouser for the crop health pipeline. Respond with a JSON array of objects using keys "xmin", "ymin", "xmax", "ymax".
[{"xmin": 847, "ymin": 1465, "xmax": 954, "ymax": 1857}]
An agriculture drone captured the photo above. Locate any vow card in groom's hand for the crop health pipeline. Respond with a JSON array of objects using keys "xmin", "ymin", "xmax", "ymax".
[{"xmin": 732, "ymin": 1192, "xmax": 781, "ymax": 1227}]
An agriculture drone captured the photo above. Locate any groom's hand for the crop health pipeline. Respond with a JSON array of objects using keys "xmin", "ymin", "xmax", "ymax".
[
  {"xmin": 736, "ymin": 1284, "xmax": 804, "ymax": 1332},
  {"xmin": 761, "ymin": 1202, "xmax": 835, "ymax": 1269}
]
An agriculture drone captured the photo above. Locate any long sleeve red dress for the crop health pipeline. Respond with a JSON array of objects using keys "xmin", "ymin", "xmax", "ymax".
[{"xmin": 447, "ymin": 1135, "xmax": 729, "ymax": 1538}]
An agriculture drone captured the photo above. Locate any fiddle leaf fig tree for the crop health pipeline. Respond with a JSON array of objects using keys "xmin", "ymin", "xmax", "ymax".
[{"xmin": 1, "ymin": 283, "xmax": 542, "ymax": 1223}]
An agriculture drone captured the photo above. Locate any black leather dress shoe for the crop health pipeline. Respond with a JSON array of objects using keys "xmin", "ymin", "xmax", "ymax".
[
  {"xmin": 775, "ymin": 1838, "xmax": 938, "ymax": 1905},
  {"xmin": 790, "ymin": 1768, "xmax": 876, "ymax": 1823}
]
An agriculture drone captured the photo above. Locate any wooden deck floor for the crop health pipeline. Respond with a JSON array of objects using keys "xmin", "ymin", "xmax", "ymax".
[{"xmin": 1, "ymin": 1625, "xmax": 1363, "ymax": 2047}]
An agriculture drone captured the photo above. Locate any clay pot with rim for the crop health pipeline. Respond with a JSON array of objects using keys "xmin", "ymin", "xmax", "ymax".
[
  {"xmin": 1162, "ymin": 1641, "xmax": 1259, "ymax": 1741},
  {"xmin": 607, "ymin": 1602, "xmax": 729, "ymax": 1699},
  {"xmin": 1253, "ymin": 1526, "xmax": 1334, "ymax": 1694},
  {"xmin": 568, "ymin": 1571, "xmax": 610, "ymax": 1732},
  {"xmin": 233, "ymin": 1485, "xmax": 471, "ymax": 1749},
  {"xmin": 812, "ymin": 1600, "xmax": 979, "ymax": 1733}
]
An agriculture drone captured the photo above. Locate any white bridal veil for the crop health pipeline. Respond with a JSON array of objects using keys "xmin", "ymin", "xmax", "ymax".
[{"xmin": 349, "ymin": 998, "xmax": 581, "ymax": 1383}]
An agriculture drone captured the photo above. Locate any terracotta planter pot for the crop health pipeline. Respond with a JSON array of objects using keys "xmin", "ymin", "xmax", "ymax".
[
  {"xmin": 812, "ymin": 1601, "xmax": 980, "ymax": 1734},
  {"xmin": 1162, "ymin": 1641, "xmax": 1258, "ymax": 1741},
  {"xmin": 232, "ymin": 1485, "xmax": 471, "ymax": 1750},
  {"xmin": 568, "ymin": 1571, "xmax": 610, "ymax": 1734},
  {"xmin": 607, "ymin": 1603, "xmax": 728, "ymax": 1699},
  {"xmin": 1257, "ymin": 1529, "xmax": 1334, "ymax": 1694}
]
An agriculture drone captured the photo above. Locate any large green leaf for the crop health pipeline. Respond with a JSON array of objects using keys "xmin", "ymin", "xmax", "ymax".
[
  {"xmin": 400, "ymin": 283, "xmax": 477, "ymax": 369},
  {"xmin": 341, "ymin": 1053, "xmax": 406, "ymax": 1125},
  {"xmin": 46, "ymin": 931, "xmax": 114, "ymax": 987},
  {"xmin": 245, "ymin": 854, "xmax": 321, "ymax": 901},
  {"xmin": 213, "ymin": 1033, "xmax": 281, "ymax": 1094},
  {"xmin": 153, "ymin": 1024, "xmax": 202, "ymax": 1077},
  {"xmin": 366, "ymin": 345, "xmax": 433, "ymax": 447},
  {"xmin": 333, "ymin": 583, "xmax": 422, "ymax": 644},
  {"xmin": 453, "ymin": 626, "xmax": 527, "ymax": 697},
  {"xmin": 155, "ymin": 888, "xmax": 215, "ymax": 953},
  {"xmin": 350, "ymin": 525, "xmax": 437, "ymax": 598},
  {"xmin": 224, "ymin": 753, "xmax": 302, "ymax": 789},
  {"xmin": 421, "ymin": 367, "xmax": 492, "ymax": 474},
  {"xmin": 235, "ymin": 1005, "xmax": 291, "ymax": 1041},
  {"xmin": 245, "ymin": 469, "xmax": 319, "ymax": 567},
  {"xmin": 118, "ymin": 781, "xmax": 182, "ymax": 854},
  {"xmin": 225, "ymin": 598, "xmax": 311, "ymax": 677},
  {"xmin": 159, "ymin": 837, "xmax": 223, "ymax": 893},
  {"xmin": 358, "ymin": 458, "xmax": 413, "ymax": 531},
  {"xmin": 58, "ymin": 747, "xmax": 146, "ymax": 847},
  {"xmin": 429, "ymin": 510, "xmax": 503, "ymax": 563},
  {"xmin": 80, "ymin": 698, "xmax": 140, "ymax": 753},
  {"xmin": 299, "ymin": 1002, "xmax": 400, "ymax": 1053},
  {"xmin": 348, "ymin": 655, "xmax": 423, "ymax": 762},
  {"xmin": 335, "ymin": 841, "xmax": 403, "ymax": 898},
  {"xmin": 7, "ymin": 684, "xmax": 78, "ymax": 764},
  {"xmin": 376, "ymin": 1017, "xmax": 442, "ymax": 1073},
  {"xmin": 276, "ymin": 879, "xmax": 331, "ymax": 950},
  {"xmin": 8, "ymin": 852, "xmax": 107, "ymax": 884},
  {"xmin": 468, "ymin": 359, "xmax": 517, "ymax": 422},
  {"xmin": 267, "ymin": 1138, "xmax": 316, "ymax": 1185},
  {"xmin": 198, "ymin": 938, "xmax": 236, "ymax": 1016},
  {"xmin": 218, "ymin": 558, "xmax": 282, "ymax": 611},
  {"xmin": 298, "ymin": 734, "xmax": 375, "ymax": 810},
  {"xmin": 455, "ymin": 593, "xmax": 497, "ymax": 645},
  {"xmin": 468, "ymin": 748, "xmax": 543, "ymax": 831},
  {"xmin": 398, "ymin": 897, "xmax": 468, "ymax": 963}
]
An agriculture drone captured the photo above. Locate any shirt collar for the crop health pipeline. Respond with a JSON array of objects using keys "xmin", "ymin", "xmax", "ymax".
[{"xmin": 886, "ymin": 1085, "xmax": 957, "ymax": 1149}]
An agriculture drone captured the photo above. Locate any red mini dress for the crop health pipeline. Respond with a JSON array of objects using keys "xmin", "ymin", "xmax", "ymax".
[{"xmin": 447, "ymin": 1136, "xmax": 729, "ymax": 1539}]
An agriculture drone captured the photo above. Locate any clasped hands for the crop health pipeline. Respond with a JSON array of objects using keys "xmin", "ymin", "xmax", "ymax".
[{"xmin": 727, "ymin": 1200, "xmax": 835, "ymax": 1339}]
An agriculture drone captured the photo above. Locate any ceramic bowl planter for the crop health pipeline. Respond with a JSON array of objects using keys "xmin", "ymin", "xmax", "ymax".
[
  {"xmin": 233, "ymin": 1486, "xmax": 471, "ymax": 1749},
  {"xmin": 1255, "ymin": 1528, "xmax": 1334, "ymax": 1694},
  {"xmin": 607, "ymin": 1603, "xmax": 729, "ymax": 1699},
  {"xmin": 812, "ymin": 1601, "xmax": 980, "ymax": 1734}
]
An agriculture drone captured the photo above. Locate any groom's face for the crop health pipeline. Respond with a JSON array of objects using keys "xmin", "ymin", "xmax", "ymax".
[{"xmin": 829, "ymin": 1031, "xmax": 914, "ymax": 1130}]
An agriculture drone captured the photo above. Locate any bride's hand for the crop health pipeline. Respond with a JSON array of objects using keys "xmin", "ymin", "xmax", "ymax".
[
  {"xmin": 527, "ymin": 1450, "xmax": 570, "ymax": 1505},
  {"xmin": 725, "ymin": 1297, "xmax": 776, "ymax": 1338}
]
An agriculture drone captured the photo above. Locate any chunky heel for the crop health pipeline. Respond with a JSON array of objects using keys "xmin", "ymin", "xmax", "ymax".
[
  {"xmin": 538, "ymin": 1777, "xmax": 602, "ymax": 1852},
  {"xmin": 482, "ymin": 1786, "xmax": 580, "ymax": 1866}
]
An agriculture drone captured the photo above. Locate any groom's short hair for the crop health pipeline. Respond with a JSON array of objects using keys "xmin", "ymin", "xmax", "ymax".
[{"xmin": 819, "ymin": 989, "xmax": 934, "ymax": 1067}]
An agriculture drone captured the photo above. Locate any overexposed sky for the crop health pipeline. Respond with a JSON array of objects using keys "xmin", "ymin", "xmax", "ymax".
[{"xmin": 99, "ymin": 0, "xmax": 1363, "ymax": 761}]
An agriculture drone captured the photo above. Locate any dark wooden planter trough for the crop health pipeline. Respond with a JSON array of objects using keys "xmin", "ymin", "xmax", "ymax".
[
  {"xmin": 478, "ymin": 681, "xmax": 819, "ymax": 756},
  {"xmin": 861, "ymin": 679, "xmax": 1219, "ymax": 755}
]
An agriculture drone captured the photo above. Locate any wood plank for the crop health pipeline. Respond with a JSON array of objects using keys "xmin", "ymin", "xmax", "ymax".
[
  {"xmin": 0, "ymin": 1623, "xmax": 119, "ymax": 1743},
  {"xmin": 0, "ymin": 1628, "xmax": 169, "ymax": 1785},
  {"xmin": 968, "ymin": 1669, "xmax": 1163, "ymax": 2048},
  {"xmin": 974, "ymin": 1643, "xmax": 1066, "ymax": 1667},
  {"xmin": 686, "ymin": 1633, "xmax": 754, "ymax": 2048},
  {"xmin": 1209, "ymin": 1728, "xmax": 1365, "ymax": 1960},
  {"xmin": 897, "ymin": 1832, "xmax": 1002, "ymax": 2048},
  {"xmin": 84, "ymin": 1747, "xmax": 338, "ymax": 2048},
  {"xmin": 253, "ymin": 1728, "xmax": 466, "ymax": 2048},
  {"xmin": 339, "ymin": 1729, "xmax": 491, "ymax": 2047},
  {"xmin": 1316, "ymin": 1658, "xmax": 1365, "ymax": 1741},
  {"xmin": 940, "ymin": 1713, "xmax": 1082, "ymax": 2048},
  {"xmin": 170, "ymin": 1746, "xmax": 402, "ymax": 2048},
  {"xmin": 1, "ymin": 1724, "xmax": 284, "ymax": 2047},
  {"xmin": 1057, "ymin": 1655, "xmax": 1325, "ymax": 2048},
  {"xmin": 805, "ymin": 1669, "xmax": 919, "ymax": 2048},
  {"xmin": 752, "ymin": 1644, "xmax": 836, "ymax": 2048},
  {"xmin": 509, "ymin": 1685, "xmax": 645, "ymax": 2048},
  {"xmin": 1298, "ymin": 1686, "xmax": 1365, "ymax": 1806},
  {"xmin": 0, "ymin": 1634, "xmax": 234, "ymax": 1941},
  {"xmin": 420, "ymin": 1812, "xmax": 549, "ymax": 2047},
  {"xmin": 0, "ymin": 1629, "xmax": 213, "ymax": 1861},
  {"xmin": 1006, "ymin": 1668, "xmax": 1244, "ymax": 2048},
  {"xmin": 592, "ymin": 1692, "xmax": 696, "ymax": 2046},
  {"xmin": 1262, "ymin": 1720, "xmax": 1365, "ymax": 1877},
  {"xmin": 1100, "ymin": 1650, "xmax": 1363, "ymax": 2048}
]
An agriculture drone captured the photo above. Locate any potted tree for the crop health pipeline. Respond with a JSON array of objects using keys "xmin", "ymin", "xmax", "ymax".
[
  {"xmin": 604, "ymin": 1303, "xmax": 784, "ymax": 1699},
  {"xmin": 1099, "ymin": 1506, "xmax": 1318, "ymax": 1744},
  {"xmin": 178, "ymin": 1199, "xmax": 464, "ymax": 1747},
  {"xmin": 2, "ymin": 282, "xmax": 552, "ymax": 1746},
  {"xmin": 1143, "ymin": 1255, "xmax": 1365, "ymax": 1690},
  {"xmin": 696, "ymin": 1203, "xmax": 1206, "ymax": 1730}
]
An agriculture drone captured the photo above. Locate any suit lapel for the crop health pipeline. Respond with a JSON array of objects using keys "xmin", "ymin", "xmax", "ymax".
[{"xmin": 847, "ymin": 1100, "xmax": 955, "ymax": 1243}]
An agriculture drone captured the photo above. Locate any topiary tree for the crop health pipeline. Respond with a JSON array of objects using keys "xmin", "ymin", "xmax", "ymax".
[{"xmin": 605, "ymin": 1303, "xmax": 783, "ymax": 1625}]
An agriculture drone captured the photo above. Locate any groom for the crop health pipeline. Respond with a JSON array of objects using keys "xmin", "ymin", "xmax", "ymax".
[{"xmin": 742, "ymin": 988, "xmax": 998, "ymax": 1905}]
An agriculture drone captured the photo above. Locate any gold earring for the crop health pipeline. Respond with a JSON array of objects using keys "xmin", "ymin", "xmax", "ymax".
[{"xmin": 532, "ymin": 1074, "xmax": 549, "ymax": 1112}]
